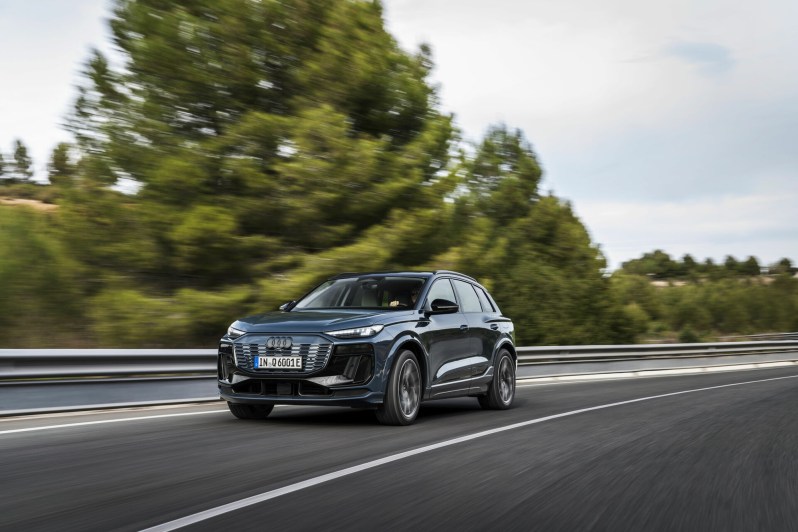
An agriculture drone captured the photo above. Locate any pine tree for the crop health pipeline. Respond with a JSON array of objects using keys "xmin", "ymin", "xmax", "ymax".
[
  {"xmin": 48, "ymin": 143, "xmax": 75, "ymax": 186},
  {"xmin": 11, "ymin": 139, "xmax": 34, "ymax": 182},
  {"xmin": 65, "ymin": 0, "xmax": 452, "ymax": 283}
]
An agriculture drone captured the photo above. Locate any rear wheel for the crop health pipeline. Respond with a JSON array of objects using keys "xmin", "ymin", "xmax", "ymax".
[
  {"xmin": 227, "ymin": 402, "xmax": 274, "ymax": 420},
  {"xmin": 376, "ymin": 350, "xmax": 421, "ymax": 425},
  {"xmin": 478, "ymin": 350, "xmax": 515, "ymax": 410}
]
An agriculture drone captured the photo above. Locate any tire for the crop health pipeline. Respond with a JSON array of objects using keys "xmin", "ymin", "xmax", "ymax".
[
  {"xmin": 227, "ymin": 402, "xmax": 274, "ymax": 420},
  {"xmin": 375, "ymin": 350, "xmax": 422, "ymax": 426},
  {"xmin": 478, "ymin": 350, "xmax": 515, "ymax": 410}
]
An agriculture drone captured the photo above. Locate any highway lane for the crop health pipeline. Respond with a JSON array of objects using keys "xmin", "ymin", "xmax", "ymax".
[{"xmin": 1, "ymin": 367, "xmax": 797, "ymax": 531}]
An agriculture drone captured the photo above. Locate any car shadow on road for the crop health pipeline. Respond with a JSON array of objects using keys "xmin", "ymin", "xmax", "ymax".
[{"xmin": 238, "ymin": 396, "xmax": 528, "ymax": 427}]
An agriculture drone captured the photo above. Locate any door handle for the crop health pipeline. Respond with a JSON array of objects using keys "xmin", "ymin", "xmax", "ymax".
[
  {"xmin": 460, "ymin": 324, "xmax": 469, "ymax": 331},
  {"xmin": 490, "ymin": 324, "xmax": 499, "ymax": 330}
]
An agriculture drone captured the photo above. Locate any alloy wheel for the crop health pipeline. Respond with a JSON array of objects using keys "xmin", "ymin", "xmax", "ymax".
[
  {"xmin": 398, "ymin": 358, "xmax": 420, "ymax": 418},
  {"xmin": 498, "ymin": 356, "xmax": 515, "ymax": 404}
]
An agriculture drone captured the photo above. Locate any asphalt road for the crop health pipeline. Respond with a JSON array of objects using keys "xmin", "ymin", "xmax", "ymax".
[{"xmin": 2, "ymin": 366, "xmax": 797, "ymax": 531}]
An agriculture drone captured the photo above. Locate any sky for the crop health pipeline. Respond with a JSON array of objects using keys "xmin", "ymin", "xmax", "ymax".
[{"xmin": 1, "ymin": 0, "xmax": 796, "ymax": 269}]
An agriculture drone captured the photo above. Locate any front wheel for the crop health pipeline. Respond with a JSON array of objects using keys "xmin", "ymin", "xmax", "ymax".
[
  {"xmin": 227, "ymin": 402, "xmax": 274, "ymax": 420},
  {"xmin": 478, "ymin": 350, "xmax": 515, "ymax": 410},
  {"xmin": 376, "ymin": 350, "xmax": 422, "ymax": 425}
]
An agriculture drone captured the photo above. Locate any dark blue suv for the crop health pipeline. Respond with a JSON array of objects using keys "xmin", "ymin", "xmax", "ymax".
[{"xmin": 218, "ymin": 271, "xmax": 516, "ymax": 425}]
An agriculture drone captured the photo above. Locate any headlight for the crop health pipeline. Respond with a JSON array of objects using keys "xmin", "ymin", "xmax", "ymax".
[
  {"xmin": 227, "ymin": 325, "xmax": 245, "ymax": 339},
  {"xmin": 326, "ymin": 325, "xmax": 384, "ymax": 338}
]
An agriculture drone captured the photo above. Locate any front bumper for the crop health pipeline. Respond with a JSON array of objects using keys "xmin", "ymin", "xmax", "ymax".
[{"xmin": 218, "ymin": 338, "xmax": 385, "ymax": 408}]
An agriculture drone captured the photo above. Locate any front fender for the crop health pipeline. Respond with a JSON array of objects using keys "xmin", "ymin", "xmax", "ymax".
[{"xmin": 382, "ymin": 332, "xmax": 429, "ymax": 391}]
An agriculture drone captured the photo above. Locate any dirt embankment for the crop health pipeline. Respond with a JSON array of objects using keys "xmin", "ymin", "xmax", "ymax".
[{"xmin": 0, "ymin": 197, "xmax": 58, "ymax": 212}]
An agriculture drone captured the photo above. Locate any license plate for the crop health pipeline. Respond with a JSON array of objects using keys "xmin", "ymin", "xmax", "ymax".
[{"xmin": 255, "ymin": 356, "xmax": 303, "ymax": 370}]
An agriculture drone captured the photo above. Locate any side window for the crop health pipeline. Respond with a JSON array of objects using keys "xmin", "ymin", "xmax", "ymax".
[
  {"xmin": 425, "ymin": 279, "xmax": 457, "ymax": 306},
  {"xmin": 452, "ymin": 279, "xmax": 482, "ymax": 313},
  {"xmin": 476, "ymin": 287, "xmax": 495, "ymax": 312}
]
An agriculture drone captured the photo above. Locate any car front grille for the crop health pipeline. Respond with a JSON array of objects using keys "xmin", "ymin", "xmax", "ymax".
[{"xmin": 233, "ymin": 335, "xmax": 332, "ymax": 374}]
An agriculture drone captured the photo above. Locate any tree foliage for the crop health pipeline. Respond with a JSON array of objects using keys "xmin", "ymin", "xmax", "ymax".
[
  {"xmin": 2, "ymin": 139, "xmax": 35, "ymax": 183},
  {"xmin": 0, "ymin": 208, "xmax": 84, "ymax": 345},
  {"xmin": 48, "ymin": 143, "xmax": 76, "ymax": 186}
]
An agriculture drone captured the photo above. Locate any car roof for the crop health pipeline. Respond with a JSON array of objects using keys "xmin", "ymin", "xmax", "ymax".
[{"xmin": 329, "ymin": 270, "xmax": 477, "ymax": 282}]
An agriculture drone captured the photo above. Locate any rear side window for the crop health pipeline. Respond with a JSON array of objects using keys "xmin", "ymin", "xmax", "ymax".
[
  {"xmin": 452, "ymin": 279, "xmax": 482, "ymax": 313},
  {"xmin": 476, "ymin": 287, "xmax": 495, "ymax": 312},
  {"xmin": 425, "ymin": 279, "xmax": 457, "ymax": 306}
]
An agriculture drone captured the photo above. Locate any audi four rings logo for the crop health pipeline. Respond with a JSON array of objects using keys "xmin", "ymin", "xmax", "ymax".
[{"xmin": 266, "ymin": 336, "xmax": 292, "ymax": 349}]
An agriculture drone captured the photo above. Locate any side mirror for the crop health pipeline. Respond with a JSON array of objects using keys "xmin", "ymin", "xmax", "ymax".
[
  {"xmin": 279, "ymin": 300, "xmax": 296, "ymax": 311},
  {"xmin": 428, "ymin": 298, "xmax": 459, "ymax": 314}
]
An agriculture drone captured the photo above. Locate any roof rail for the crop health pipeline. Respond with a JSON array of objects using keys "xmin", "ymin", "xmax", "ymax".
[
  {"xmin": 329, "ymin": 272, "xmax": 362, "ymax": 279},
  {"xmin": 329, "ymin": 271, "xmax": 436, "ymax": 279},
  {"xmin": 433, "ymin": 270, "xmax": 477, "ymax": 281}
]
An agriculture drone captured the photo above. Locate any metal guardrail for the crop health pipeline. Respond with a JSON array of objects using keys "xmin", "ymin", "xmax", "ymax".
[
  {"xmin": 0, "ymin": 349, "xmax": 216, "ymax": 381},
  {"xmin": 717, "ymin": 332, "xmax": 798, "ymax": 341},
  {"xmin": 1, "ymin": 341, "xmax": 798, "ymax": 382},
  {"xmin": 516, "ymin": 341, "xmax": 798, "ymax": 364}
]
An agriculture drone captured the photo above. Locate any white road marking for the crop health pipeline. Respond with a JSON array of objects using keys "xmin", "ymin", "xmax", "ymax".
[
  {"xmin": 0, "ymin": 404, "xmax": 314, "ymax": 435},
  {"xmin": 0, "ymin": 410, "xmax": 227, "ymax": 435},
  {"xmin": 142, "ymin": 373, "xmax": 798, "ymax": 532},
  {"xmin": 0, "ymin": 398, "xmax": 222, "ymax": 418},
  {"xmin": 2, "ymin": 402, "xmax": 223, "ymax": 422},
  {"xmin": 706, "ymin": 363, "xmax": 756, "ymax": 372}
]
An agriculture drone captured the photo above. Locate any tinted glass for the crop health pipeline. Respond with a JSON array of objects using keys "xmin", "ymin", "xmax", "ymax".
[
  {"xmin": 425, "ymin": 279, "xmax": 456, "ymax": 306},
  {"xmin": 295, "ymin": 276, "xmax": 426, "ymax": 310},
  {"xmin": 452, "ymin": 279, "xmax": 482, "ymax": 313},
  {"xmin": 476, "ymin": 287, "xmax": 495, "ymax": 312}
]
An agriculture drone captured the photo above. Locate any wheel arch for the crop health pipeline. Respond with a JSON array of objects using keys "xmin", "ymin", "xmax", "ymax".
[
  {"xmin": 388, "ymin": 335, "xmax": 428, "ymax": 393},
  {"xmin": 495, "ymin": 340, "xmax": 517, "ymax": 365}
]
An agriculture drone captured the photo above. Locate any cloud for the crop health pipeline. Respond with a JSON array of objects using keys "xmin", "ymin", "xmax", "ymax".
[
  {"xmin": 549, "ymin": 91, "xmax": 798, "ymax": 204},
  {"xmin": 576, "ymin": 185, "xmax": 798, "ymax": 268},
  {"xmin": 383, "ymin": 0, "xmax": 798, "ymax": 266},
  {"xmin": 0, "ymin": 0, "xmax": 112, "ymax": 180},
  {"xmin": 665, "ymin": 41, "xmax": 735, "ymax": 75}
]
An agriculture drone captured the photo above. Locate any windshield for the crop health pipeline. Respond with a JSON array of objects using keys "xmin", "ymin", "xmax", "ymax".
[{"xmin": 294, "ymin": 276, "xmax": 427, "ymax": 310}]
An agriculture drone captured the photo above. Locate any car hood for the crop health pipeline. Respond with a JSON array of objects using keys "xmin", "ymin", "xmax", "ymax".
[{"xmin": 232, "ymin": 309, "xmax": 415, "ymax": 334}]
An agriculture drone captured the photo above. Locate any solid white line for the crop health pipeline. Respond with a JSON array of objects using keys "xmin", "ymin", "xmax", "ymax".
[
  {"xmin": 0, "ymin": 397, "xmax": 221, "ymax": 418},
  {"xmin": 706, "ymin": 363, "xmax": 756, "ymax": 372},
  {"xmin": 0, "ymin": 410, "xmax": 227, "ymax": 435},
  {"xmin": 758, "ymin": 361, "xmax": 795, "ymax": 368},
  {"xmin": 0, "ymin": 404, "xmax": 316, "ymax": 436},
  {"xmin": 141, "ymin": 373, "xmax": 798, "ymax": 532}
]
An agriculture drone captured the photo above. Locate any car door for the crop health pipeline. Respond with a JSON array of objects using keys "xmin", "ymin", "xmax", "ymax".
[
  {"xmin": 451, "ymin": 279, "xmax": 496, "ymax": 378},
  {"xmin": 417, "ymin": 278, "xmax": 474, "ymax": 388},
  {"xmin": 471, "ymin": 283, "xmax": 504, "ymax": 378}
]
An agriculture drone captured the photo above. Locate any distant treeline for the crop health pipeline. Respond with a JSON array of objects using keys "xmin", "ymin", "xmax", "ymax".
[
  {"xmin": 1, "ymin": 1, "xmax": 794, "ymax": 348},
  {"xmin": 613, "ymin": 251, "xmax": 798, "ymax": 343},
  {"xmin": 621, "ymin": 249, "xmax": 795, "ymax": 279}
]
